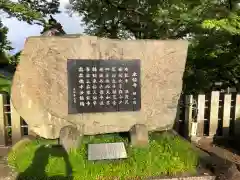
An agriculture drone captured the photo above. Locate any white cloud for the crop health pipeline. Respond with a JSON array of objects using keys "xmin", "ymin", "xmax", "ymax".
[{"xmin": 1, "ymin": 0, "xmax": 85, "ymax": 54}]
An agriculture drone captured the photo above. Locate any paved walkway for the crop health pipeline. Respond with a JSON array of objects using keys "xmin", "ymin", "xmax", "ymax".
[
  {"xmin": 0, "ymin": 157, "xmax": 14, "ymax": 180},
  {"xmin": 195, "ymin": 137, "xmax": 240, "ymax": 180},
  {"xmin": 0, "ymin": 147, "xmax": 16, "ymax": 180}
]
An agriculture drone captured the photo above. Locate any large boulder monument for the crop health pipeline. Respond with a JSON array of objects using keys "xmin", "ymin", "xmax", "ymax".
[{"xmin": 11, "ymin": 35, "xmax": 188, "ymax": 145}]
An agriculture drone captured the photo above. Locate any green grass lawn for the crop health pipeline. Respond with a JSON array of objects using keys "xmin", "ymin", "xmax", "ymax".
[
  {"xmin": 8, "ymin": 132, "xmax": 199, "ymax": 180},
  {"xmin": 0, "ymin": 75, "xmax": 11, "ymax": 93}
]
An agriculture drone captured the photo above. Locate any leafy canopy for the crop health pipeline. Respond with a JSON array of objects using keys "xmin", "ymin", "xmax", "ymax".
[
  {"xmin": 1, "ymin": 0, "xmax": 60, "ymax": 24},
  {"xmin": 68, "ymin": 0, "xmax": 240, "ymax": 93},
  {"xmin": 0, "ymin": 0, "xmax": 60, "ymax": 65}
]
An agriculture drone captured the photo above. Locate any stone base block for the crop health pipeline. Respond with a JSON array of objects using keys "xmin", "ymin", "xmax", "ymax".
[
  {"xmin": 59, "ymin": 125, "xmax": 83, "ymax": 152},
  {"xmin": 130, "ymin": 124, "xmax": 149, "ymax": 147}
]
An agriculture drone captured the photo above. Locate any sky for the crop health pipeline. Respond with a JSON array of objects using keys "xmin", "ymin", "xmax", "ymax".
[{"xmin": 1, "ymin": 0, "xmax": 85, "ymax": 54}]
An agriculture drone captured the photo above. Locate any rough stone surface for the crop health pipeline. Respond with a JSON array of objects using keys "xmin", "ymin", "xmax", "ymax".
[
  {"xmin": 195, "ymin": 137, "xmax": 240, "ymax": 180},
  {"xmin": 59, "ymin": 125, "xmax": 83, "ymax": 152},
  {"xmin": 27, "ymin": 130, "xmax": 40, "ymax": 138},
  {"xmin": 88, "ymin": 142, "xmax": 127, "ymax": 161},
  {"xmin": 130, "ymin": 124, "xmax": 149, "ymax": 147},
  {"xmin": 11, "ymin": 36, "xmax": 188, "ymax": 139},
  {"xmin": 215, "ymin": 164, "xmax": 240, "ymax": 180}
]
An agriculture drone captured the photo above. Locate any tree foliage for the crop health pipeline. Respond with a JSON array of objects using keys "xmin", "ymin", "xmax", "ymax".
[
  {"xmin": 0, "ymin": 0, "xmax": 60, "ymax": 65},
  {"xmin": 69, "ymin": 0, "xmax": 240, "ymax": 93},
  {"xmin": 68, "ymin": 0, "xmax": 229, "ymax": 39},
  {"xmin": 0, "ymin": 19, "xmax": 12, "ymax": 64},
  {"xmin": 41, "ymin": 15, "xmax": 66, "ymax": 35},
  {"xmin": 0, "ymin": 0, "xmax": 60, "ymax": 24},
  {"xmin": 186, "ymin": 12, "xmax": 240, "ymax": 93}
]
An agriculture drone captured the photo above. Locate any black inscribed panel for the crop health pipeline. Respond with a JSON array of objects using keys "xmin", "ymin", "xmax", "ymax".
[{"xmin": 67, "ymin": 59, "xmax": 141, "ymax": 114}]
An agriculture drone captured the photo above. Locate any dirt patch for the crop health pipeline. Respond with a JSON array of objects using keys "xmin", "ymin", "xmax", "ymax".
[
  {"xmin": 0, "ymin": 156, "xmax": 17, "ymax": 180},
  {"xmin": 0, "ymin": 147, "xmax": 10, "ymax": 157}
]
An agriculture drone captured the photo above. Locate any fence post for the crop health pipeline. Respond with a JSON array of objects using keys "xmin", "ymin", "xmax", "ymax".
[
  {"xmin": 234, "ymin": 94, "xmax": 240, "ymax": 136},
  {"xmin": 174, "ymin": 102, "xmax": 181, "ymax": 133},
  {"xmin": 10, "ymin": 100, "xmax": 22, "ymax": 145},
  {"xmin": 197, "ymin": 94, "xmax": 205, "ymax": 137},
  {"xmin": 0, "ymin": 94, "xmax": 7, "ymax": 146},
  {"xmin": 223, "ymin": 93, "xmax": 231, "ymax": 136},
  {"xmin": 209, "ymin": 91, "xmax": 220, "ymax": 137},
  {"xmin": 184, "ymin": 95, "xmax": 193, "ymax": 138}
]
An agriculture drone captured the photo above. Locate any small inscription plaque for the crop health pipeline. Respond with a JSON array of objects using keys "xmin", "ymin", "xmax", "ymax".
[
  {"xmin": 68, "ymin": 59, "xmax": 141, "ymax": 114},
  {"xmin": 88, "ymin": 142, "xmax": 127, "ymax": 161}
]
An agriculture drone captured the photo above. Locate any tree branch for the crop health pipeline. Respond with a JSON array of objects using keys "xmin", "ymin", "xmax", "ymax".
[{"xmin": 104, "ymin": 0, "xmax": 144, "ymax": 16}]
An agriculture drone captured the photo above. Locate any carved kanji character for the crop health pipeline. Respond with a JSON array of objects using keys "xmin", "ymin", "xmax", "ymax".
[{"xmin": 78, "ymin": 67, "xmax": 84, "ymax": 72}]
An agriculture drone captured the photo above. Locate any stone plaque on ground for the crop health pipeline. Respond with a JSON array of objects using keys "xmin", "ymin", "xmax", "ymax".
[
  {"xmin": 68, "ymin": 59, "xmax": 141, "ymax": 114},
  {"xmin": 88, "ymin": 142, "xmax": 127, "ymax": 161},
  {"xmin": 11, "ymin": 36, "xmax": 188, "ymax": 139}
]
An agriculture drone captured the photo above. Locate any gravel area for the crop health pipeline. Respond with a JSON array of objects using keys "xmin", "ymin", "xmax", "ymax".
[{"xmin": 0, "ymin": 156, "xmax": 17, "ymax": 180}]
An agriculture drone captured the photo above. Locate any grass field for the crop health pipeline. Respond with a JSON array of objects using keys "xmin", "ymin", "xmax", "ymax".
[
  {"xmin": 0, "ymin": 75, "xmax": 11, "ymax": 93},
  {"xmin": 8, "ymin": 132, "xmax": 199, "ymax": 180}
]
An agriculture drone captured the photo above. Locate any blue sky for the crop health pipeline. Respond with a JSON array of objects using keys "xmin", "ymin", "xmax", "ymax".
[{"xmin": 1, "ymin": 0, "xmax": 85, "ymax": 54}]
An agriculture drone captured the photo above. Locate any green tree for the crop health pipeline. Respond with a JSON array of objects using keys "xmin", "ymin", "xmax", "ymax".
[
  {"xmin": 41, "ymin": 15, "xmax": 66, "ymax": 35},
  {"xmin": 184, "ymin": 12, "xmax": 240, "ymax": 93},
  {"xmin": 1, "ymin": 0, "xmax": 60, "ymax": 24},
  {"xmin": 0, "ymin": 19, "xmax": 12, "ymax": 64},
  {"xmin": 0, "ymin": 0, "xmax": 60, "ymax": 65},
  {"xmin": 68, "ymin": 0, "xmax": 160, "ymax": 39},
  {"xmin": 68, "ymin": 0, "xmax": 240, "ymax": 93},
  {"xmin": 68, "ymin": 0, "xmax": 228, "ymax": 39}
]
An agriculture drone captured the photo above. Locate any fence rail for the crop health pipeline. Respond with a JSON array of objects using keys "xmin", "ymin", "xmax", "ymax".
[
  {"xmin": 0, "ymin": 94, "xmax": 28, "ymax": 146},
  {"xmin": 0, "ymin": 91, "xmax": 240, "ymax": 146},
  {"xmin": 177, "ymin": 91, "xmax": 240, "ymax": 139}
]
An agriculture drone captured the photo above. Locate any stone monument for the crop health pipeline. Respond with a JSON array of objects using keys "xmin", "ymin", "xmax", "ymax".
[{"xmin": 11, "ymin": 36, "xmax": 188, "ymax": 147}]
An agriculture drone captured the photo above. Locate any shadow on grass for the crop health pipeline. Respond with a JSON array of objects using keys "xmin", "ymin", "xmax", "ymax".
[{"xmin": 16, "ymin": 145, "xmax": 73, "ymax": 180}]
